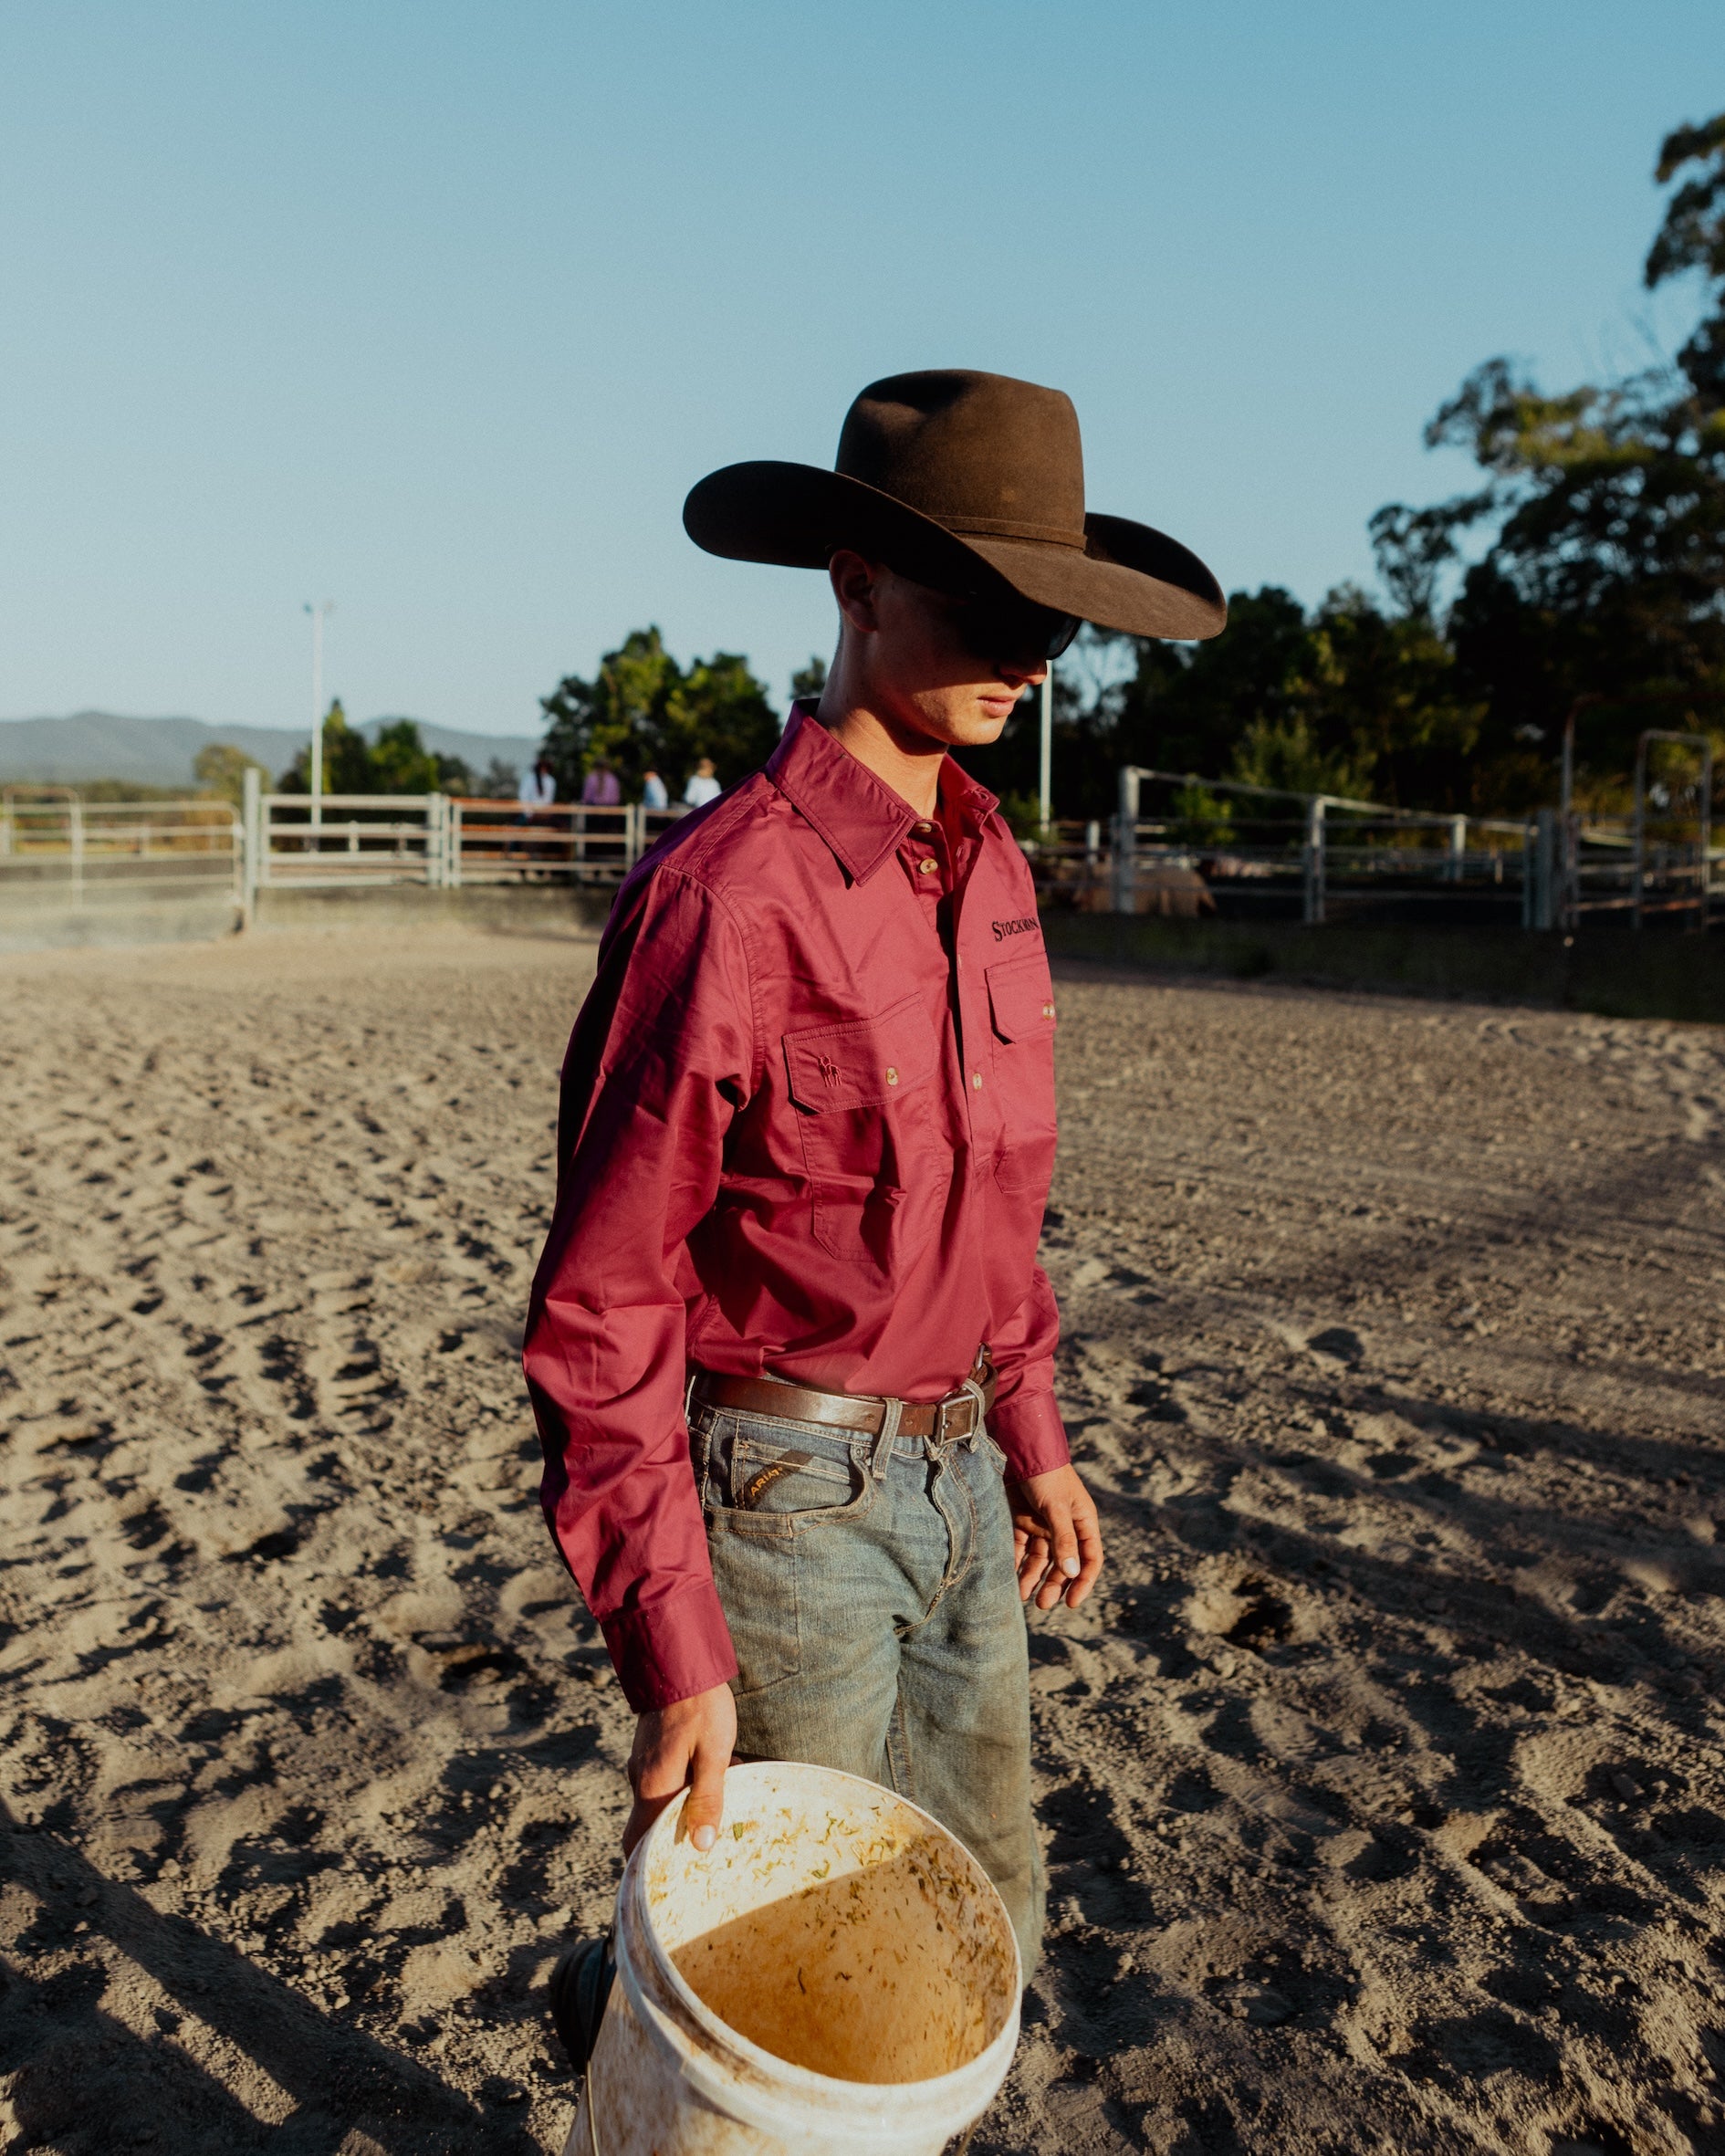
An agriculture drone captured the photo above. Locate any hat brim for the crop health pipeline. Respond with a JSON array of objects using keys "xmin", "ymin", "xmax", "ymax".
[{"xmin": 683, "ymin": 461, "xmax": 1227, "ymax": 642}]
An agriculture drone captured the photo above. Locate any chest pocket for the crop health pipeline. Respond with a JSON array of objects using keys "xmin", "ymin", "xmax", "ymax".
[
  {"xmin": 783, "ymin": 989, "xmax": 946, "ymax": 1266},
  {"xmin": 985, "ymin": 951, "xmax": 1059, "ymax": 1196}
]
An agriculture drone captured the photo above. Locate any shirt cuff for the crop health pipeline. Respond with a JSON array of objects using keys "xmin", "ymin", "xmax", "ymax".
[
  {"xmin": 986, "ymin": 1387, "xmax": 1072, "ymax": 1481},
  {"xmin": 600, "ymin": 1579, "xmax": 739, "ymax": 1714}
]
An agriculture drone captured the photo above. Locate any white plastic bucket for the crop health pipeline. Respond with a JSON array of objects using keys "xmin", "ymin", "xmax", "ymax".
[{"xmin": 562, "ymin": 1761, "xmax": 1021, "ymax": 2156}]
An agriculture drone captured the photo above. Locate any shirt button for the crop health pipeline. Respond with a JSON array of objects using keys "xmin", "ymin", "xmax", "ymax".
[
  {"xmin": 913, "ymin": 821, "xmax": 933, "ymax": 834},
  {"xmin": 885, "ymin": 1066, "xmax": 899, "ymax": 1085},
  {"xmin": 971, "ymin": 1072, "xmax": 983, "ymax": 1090},
  {"xmin": 1043, "ymin": 1002, "xmax": 1056, "ymax": 1018},
  {"xmin": 917, "ymin": 858, "xmax": 937, "ymax": 875}
]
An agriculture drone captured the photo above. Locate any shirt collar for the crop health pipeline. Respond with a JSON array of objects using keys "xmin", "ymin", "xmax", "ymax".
[{"xmin": 767, "ymin": 701, "xmax": 1001, "ymax": 884}]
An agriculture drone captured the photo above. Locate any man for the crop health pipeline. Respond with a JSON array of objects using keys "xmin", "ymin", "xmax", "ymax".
[
  {"xmin": 526, "ymin": 372, "xmax": 1223, "ymax": 2013},
  {"xmin": 580, "ymin": 759, "xmax": 622, "ymax": 807},
  {"xmin": 640, "ymin": 767, "xmax": 669, "ymax": 811},
  {"xmin": 681, "ymin": 755, "xmax": 721, "ymax": 809}
]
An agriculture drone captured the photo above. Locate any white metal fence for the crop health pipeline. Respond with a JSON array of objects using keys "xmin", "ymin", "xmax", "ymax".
[
  {"xmin": 1019, "ymin": 774, "xmax": 1551, "ymax": 926},
  {"xmin": 17, "ymin": 768, "xmax": 1711, "ymax": 945},
  {"xmin": 0, "ymin": 789, "xmax": 242, "ymax": 916},
  {"xmin": 239, "ymin": 775, "xmax": 685, "ymax": 908},
  {"xmin": 1012, "ymin": 769, "xmax": 1722, "ymax": 932}
]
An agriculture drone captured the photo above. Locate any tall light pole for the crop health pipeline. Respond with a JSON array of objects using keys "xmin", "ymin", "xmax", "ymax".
[
  {"xmin": 1038, "ymin": 660, "xmax": 1054, "ymax": 832},
  {"xmin": 304, "ymin": 601, "xmax": 334, "ymax": 832}
]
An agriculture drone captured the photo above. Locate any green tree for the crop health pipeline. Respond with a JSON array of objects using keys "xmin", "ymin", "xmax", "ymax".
[
  {"xmin": 538, "ymin": 629, "xmax": 779, "ymax": 801},
  {"xmin": 368, "ymin": 718, "xmax": 471, "ymax": 794},
  {"xmin": 1371, "ymin": 110, "xmax": 1725, "ymax": 798},
  {"xmin": 279, "ymin": 699, "xmax": 369, "ymax": 794},
  {"xmin": 278, "ymin": 706, "xmax": 469, "ymax": 795},
  {"xmin": 193, "ymin": 742, "xmax": 268, "ymax": 806},
  {"xmin": 960, "ymin": 590, "xmax": 1476, "ymax": 818}
]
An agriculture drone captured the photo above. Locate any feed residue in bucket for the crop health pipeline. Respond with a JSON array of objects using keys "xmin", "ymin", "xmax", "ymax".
[{"xmin": 670, "ymin": 1836, "xmax": 1008, "ymax": 2084}]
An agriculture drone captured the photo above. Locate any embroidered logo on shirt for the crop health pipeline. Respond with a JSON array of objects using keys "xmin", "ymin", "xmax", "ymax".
[
  {"xmin": 816, "ymin": 1053, "xmax": 842, "ymax": 1087},
  {"xmin": 991, "ymin": 916, "xmax": 1039, "ymax": 942}
]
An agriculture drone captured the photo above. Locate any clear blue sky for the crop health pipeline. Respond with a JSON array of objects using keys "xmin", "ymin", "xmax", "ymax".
[{"xmin": 2, "ymin": 3, "xmax": 1717, "ymax": 738}]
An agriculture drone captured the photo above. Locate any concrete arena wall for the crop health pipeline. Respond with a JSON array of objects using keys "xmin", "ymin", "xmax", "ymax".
[
  {"xmin": 0, "ymin": 894, "xmax": 244, "ymax": 956},
  {"xmin": 250, "ymin": 884, "xmax": 614, "ymax": 936},
  {"xmin": 1042, "ymin": 913, "xmax": 1725, "ymax": 1028},
  {"xmin": 0, "ymin": 881, "xmax": 615, "ymax": 956}
]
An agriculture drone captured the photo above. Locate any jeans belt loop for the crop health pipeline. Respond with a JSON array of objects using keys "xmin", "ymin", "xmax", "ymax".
[
  {"xmin": 868, "ymin": 1395, "xmax": 903, "ymax": 1481},
  {"xmin": 958, "ymin": 1375, "xmax": 988, "ymax": 1448}
]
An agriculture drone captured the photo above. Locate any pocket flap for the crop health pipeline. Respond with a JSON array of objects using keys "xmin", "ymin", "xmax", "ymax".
[
  {"xmin": 987, "ymin": 954, "xmax": 1057, "ymax": 1042},
  {"xmin": 783, "ymin": 992, "xmax": 938, "ymax": 1111}
]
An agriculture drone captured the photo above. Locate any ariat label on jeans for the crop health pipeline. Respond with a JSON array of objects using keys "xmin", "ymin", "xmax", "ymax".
[
  {"xmin": 739, "ymin": 1451, "xmax": 815, "ymax": 1508},
  {"xmin": 727, "ymin": 1438, "xmax": 855, "ymax": 1516}
]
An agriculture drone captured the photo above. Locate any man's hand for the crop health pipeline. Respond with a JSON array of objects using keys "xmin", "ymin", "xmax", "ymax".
[
  {"xmin": 622, "ymin": 1682, "xmax": 737, "ymax": 1856},
  {"xmin": 1008, "ymin": 1463, "xmax": 1103, "ymax": 1611}
]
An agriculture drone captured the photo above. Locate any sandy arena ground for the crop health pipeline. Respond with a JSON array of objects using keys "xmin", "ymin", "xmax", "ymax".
[{"xmin": 3, "ymin": 923, "xmax": 1724, "ymax": 2155}]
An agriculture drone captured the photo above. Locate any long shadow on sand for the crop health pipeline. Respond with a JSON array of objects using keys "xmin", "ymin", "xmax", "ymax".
[{"xmin": 0, "ymin": 1800, "xmax": 539, "ymax": 2156}]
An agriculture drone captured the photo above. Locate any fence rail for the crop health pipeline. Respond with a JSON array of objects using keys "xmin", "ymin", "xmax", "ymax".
[
  {"xmin": 0, "ymin": 790, "xmax": 242, "ymax": 913},
  {"xmin": 239, "ymin": 777, "xmax": 688, "ymax": 907},
  {"xmin": 445, "ymin": 799, "xmax": 682, "ymax": 884},
  {"xmin": 8, "ymin": 762, "xmax": 1711, "ymax": 943},
  {"xmin": 1017, "ymin": 769, "xmax": 1720, "ymax": 932}
]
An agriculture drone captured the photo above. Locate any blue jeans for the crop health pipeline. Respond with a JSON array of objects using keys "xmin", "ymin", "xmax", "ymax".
[{"xmin": 692, "ymin": 1392, "xmax": 1045, "ymax": 1976}]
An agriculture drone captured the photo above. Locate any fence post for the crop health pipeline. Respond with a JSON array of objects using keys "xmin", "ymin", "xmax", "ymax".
[
  {"xmin": 70, "ymin": 795, "xmax": 84, "ymax": 907},
  {"xmin": 1302, "ymin": 797, "xmax": 1326, "ymax": 925},
  {"xmin": 1532, "ymin": 807, "xmax": 1558, "ymax": 930},
  {"xmin": 0, "ymin": 794, "xmax": 11, "ymax": 859},
  {"xmin": 1112, "ymin": 768, "xmax": 1140, "ymax": 914},
  {"xmin": 1448, "ymin": 814, "xmax": 1467, "ymax": 883},
  {"xmin": 241, "ymin": 766, "xmax": 261, "ymax": 926},
  {"xmin": 1631, "ymin": 741, "xmax": 1647, "ymax": 931},
  {"xmin": 449, "ymin": 797, "xmax": 464, "ymax": 889}
]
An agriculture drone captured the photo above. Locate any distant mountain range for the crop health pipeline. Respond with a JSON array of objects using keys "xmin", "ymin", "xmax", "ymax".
[{"xmin": 0, "ymin": 711, "xmax": 542, "ymax": 789}]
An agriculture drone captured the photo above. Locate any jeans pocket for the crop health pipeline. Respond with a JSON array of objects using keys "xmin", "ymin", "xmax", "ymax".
[
  {"xmin": 705, "ymin": 1414, "xmax": 874, "ymax": 1534},
  {"xmin": 728, "ymin": 1435, "xmax": 858, "ymax": 1516}
]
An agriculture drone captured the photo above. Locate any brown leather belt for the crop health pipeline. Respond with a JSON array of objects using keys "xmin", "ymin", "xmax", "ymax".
[{"xmin": 688, "ymin": 1355, "xmax": 996, "ymax": 1445}]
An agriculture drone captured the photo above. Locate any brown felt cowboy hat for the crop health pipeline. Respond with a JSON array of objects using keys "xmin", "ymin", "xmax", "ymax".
[{"xmin": 684, "ymin": 369, "xmax": 1227, "ymax": 643}]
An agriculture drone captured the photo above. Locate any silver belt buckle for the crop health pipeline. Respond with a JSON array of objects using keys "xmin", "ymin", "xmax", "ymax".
[{"xmin": 936, "ymin": 1379, "xmax": 985, "ymax": 1444}]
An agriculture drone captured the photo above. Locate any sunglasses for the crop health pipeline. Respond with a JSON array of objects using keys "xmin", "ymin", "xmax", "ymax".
[{"xmin": 938, "ymin": 587, "xmax": 1082, "ymax": 665}]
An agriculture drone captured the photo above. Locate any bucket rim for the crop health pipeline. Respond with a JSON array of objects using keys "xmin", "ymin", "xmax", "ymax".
[{"xmin": 622, "ymin": 1760, "xmax": 1022, "ymax": 2114}]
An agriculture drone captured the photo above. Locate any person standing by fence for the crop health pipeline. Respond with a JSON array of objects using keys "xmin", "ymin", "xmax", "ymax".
[
  {"xmin": 580, "ymin": 761, "xmax": 622, "ymax": 808},
  {"xmin": 641, "ymin": 768, "xmax": 669, "ymax": 811},
  {"xmin": 680, "ymin": 757, "xmax": 720, "ymax": 809},
  {"xmin": 509, "ymin": 752, "xmax": 557, "ymax": 864}
]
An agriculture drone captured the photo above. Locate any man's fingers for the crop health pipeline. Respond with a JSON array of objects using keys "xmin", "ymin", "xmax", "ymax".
[
  {"xmin": 1032, "ymin": 1502, "xmax": 1077, "ymax": 1609},
  {"xmin": 1064, "ymin": 1503, "xmax": 1105, "ymax": 1608},
  {"xmin": 1013, "ymin": 1520, "xmax": 1051, "ymax": 1603},
  {"xmin": 681, "ymin": 1726, "xmax": 729, "ymax": 1854},
  {"xmin": 621, "ymin": 1684, "xmax": 737, "ymax": 1858},
  {"xmin": 621, "ymin": 1788, "xmax": 674, "ymax": 1857}
]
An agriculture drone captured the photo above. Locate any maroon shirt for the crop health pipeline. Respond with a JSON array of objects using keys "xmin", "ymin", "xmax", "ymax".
[{"xmin": 525, "ymin": 705, "xmax": 1071, "ymax": 1711}]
